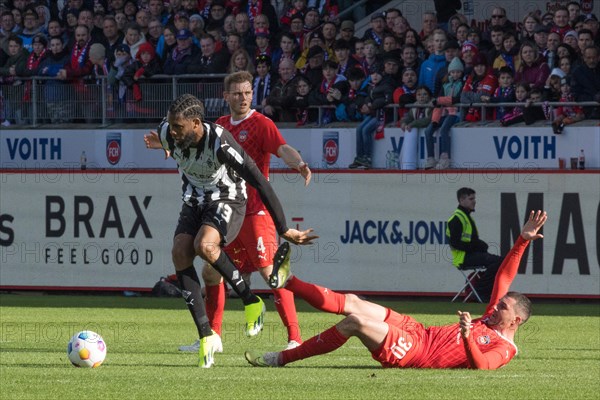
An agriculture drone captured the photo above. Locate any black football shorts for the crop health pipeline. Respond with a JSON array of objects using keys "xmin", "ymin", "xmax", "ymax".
[{"xmin": 174, "ymin": 199, "xmax": 246, "ymax": 245}]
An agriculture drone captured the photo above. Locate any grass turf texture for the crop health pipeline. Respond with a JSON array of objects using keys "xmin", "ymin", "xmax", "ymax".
[{"xmin": 1, "ymin": 294, "xmax": 598, "ymax": 400}]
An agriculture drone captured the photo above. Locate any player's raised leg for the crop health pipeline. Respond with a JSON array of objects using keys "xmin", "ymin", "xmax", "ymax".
[
  {"xmin": 269, "ymin": 242, "xmax": 293, "ymax": 289},
  {"xmin": 194, "ymin": 224, "xmax": 265, "ymax": 337},
  {"xmin": 270, "ymin": 243, "xmax": 388, "ymax": 320},
  {"xmin": 239, "ymin": 218, "xmax": 303, "ymax": 348},
  {"xmin": 246, "ymin": 243, "xmax": 390, "ymax": 367}
]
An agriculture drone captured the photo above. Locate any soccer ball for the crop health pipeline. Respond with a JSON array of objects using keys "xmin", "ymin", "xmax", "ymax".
[{"xmin": 67, "ymin": 331, "xmax": 107, "ymax": 368}]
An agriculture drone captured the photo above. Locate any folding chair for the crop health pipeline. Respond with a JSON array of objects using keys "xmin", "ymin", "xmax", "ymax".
[{"xmin": 451, "ymin": 265, "xmax": 486, "ymax": 303}]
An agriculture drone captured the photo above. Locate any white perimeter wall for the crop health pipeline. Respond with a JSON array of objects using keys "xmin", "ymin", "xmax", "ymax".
[{"xmin": 1, "ymin": 170, "xmax": 598, "ymax": 297}]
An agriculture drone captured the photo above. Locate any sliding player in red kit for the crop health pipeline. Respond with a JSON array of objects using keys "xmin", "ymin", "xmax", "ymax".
[
  {"xmin": 179, "ymin": 71, "xmax": 311, "ymax": 353},
  {"xmin": 246, "ymin": 210, "xmax": 547, "ymax": 369}
]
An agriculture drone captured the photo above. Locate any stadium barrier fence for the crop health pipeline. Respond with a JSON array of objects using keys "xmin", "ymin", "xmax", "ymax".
[{"xmin": 1, "ymin": 75, "xmax": 598, "ymax": 127}]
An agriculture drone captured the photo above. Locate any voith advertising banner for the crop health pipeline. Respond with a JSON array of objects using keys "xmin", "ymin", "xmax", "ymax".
[{"xmin": 0, "ymin": 129, "xmax": 176, "ymax": 169}]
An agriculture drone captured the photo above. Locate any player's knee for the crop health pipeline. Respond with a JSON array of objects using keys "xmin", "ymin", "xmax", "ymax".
[
  {"xmin": 194, "ymin": 245, "xmax": 211, "ymax": 262},
  {"xmin": 344, "ymin": 293, "xmax": 362, "ymax": 311},
  {"xmin": 194, "ymin": 241, "xmax": 219, "ymax": 263},
  {"xmin": 338, "ymin": 314, "xmax": 365, "ymax": 336}
]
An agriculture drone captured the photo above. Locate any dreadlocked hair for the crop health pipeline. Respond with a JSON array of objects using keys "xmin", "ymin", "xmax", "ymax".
[{"xmin": 168, "ymin": 94, "xmax": 205, "ymax": 120}]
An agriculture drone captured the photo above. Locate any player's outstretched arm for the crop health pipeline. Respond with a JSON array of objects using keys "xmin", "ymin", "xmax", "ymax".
[
  {"xmin": 144, "ymin": 131, "xmax": 170, "ymax": 159},
  {"xmin": 520, "ymin": 210, "xmax": 547, "ymax": 241},
  {"xmin": 277, "ymin": 144, "xmax": 312, "ymax": 186},
  {"xmin": 281, "ymin": 228, "xmax": 319, "ymax": 245},
  {"xmin": 483, "ymin": 210, "xmax": 548, "ymax": 316}
]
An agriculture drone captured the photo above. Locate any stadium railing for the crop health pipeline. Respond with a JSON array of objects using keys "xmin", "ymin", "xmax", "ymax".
[
  {"xmin": 314, "ymin": 102, "xmax": 600, "ymax": 127},
  {"xmin": 0, "ymin": 74, "xmax": 227, "ymax": 126},
  {"xmin": 1, "ymin": 75, "xmax": 598, "ymax": 127}
]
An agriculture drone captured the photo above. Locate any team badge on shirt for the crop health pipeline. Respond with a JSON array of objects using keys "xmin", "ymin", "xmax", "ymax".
[
  {"xmin": 477, "ymin": 335, "xmax": 491, "ymax": 345},
  {"xmin": 238, "ymin": 130, "xmax": 249, "ymax": 142}
]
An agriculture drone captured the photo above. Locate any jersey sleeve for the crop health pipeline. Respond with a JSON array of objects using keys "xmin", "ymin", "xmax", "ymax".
[
  {"xmin": 216, "ymin": 129, "xmax": 289, "ymax": 235},
  {"xmin": 260, "ymin": 115, "xmax": 287, "ymax": 156},
  {"xmin": 484, "ymin": 235, "xmax": 530, "ymax": 315},
  {"xmin": 463, "ymin": 334, "xmax": 513, "ymax": 370}
]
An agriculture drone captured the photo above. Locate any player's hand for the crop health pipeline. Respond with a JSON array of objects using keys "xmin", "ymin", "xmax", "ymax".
[
  {"xmin": 281, "ymin": 228, "xmax": 319, "ymax": 245},
  {"xmin": 298, "ymin": 162, "xmax": 311, "ymax": 186},
  {"xmin": 457, "ymin": 310, "xmax": 472, "ymax": 339},
  {"xmin": 144, "ymin": 131, "xmax": 170, "ymax": 159},
  {"xmin": 521, "ymin": 210, "xmax": 547, "ymax": 241}
]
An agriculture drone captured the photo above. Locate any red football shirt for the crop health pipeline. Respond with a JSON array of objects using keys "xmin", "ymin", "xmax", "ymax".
[
  {"xmin": 216, "ymin": 110, "xmax": 286, "ymax": 215},
  {"xmin": 403, "ymin": 236, "xmax": 528, "ymax": 369},
  {"xmin": 412, "ymin": 317, "xmax": 518, "ymax": 369}
]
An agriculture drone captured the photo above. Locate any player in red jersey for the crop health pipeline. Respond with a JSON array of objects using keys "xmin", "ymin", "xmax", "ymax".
[
  {"xmin": 179, "ymin": 71, "xmax": 311, "ymax": 353},
  {"xmin": 245, "ymin": 210, "xmax": 547, "ymax": 370}
]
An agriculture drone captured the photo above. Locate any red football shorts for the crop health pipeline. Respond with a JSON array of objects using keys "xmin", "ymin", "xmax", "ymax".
[
  {"xmin": 224, "ymin": 212, "xmax": 278, "ymax": 274},
  {"xmin": 371, "ymin": 309, "xmax": 426, "ymax": 368}
]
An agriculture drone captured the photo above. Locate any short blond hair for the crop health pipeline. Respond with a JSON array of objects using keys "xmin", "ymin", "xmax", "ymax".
[{"xmin": 223, "ymin": 71, "xmax": 254, "ymax": 92}]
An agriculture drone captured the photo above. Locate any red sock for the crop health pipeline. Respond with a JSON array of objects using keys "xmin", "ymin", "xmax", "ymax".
[
  {"xmin": 280, "ymin": 325, "xmax": 348, "ymax": 365},
  {"xmin": 285, "ymin": 276, "xmax": 345, "ymax": 314},
  {"xmin": 272, "ymin": 288, "xmax": 302, "ymax": 343},
  {"xmin": 205, "ymin": 282, "xmax": 225, "ymax": 335}
]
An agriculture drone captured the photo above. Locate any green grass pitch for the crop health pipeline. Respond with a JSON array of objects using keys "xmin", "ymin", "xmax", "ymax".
[{"xmin": 1, "ymin": 294, "xmax": 598, "ymax": 399}]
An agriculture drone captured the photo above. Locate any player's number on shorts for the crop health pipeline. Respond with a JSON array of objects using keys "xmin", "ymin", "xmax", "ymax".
[
  {"xmin": 390, "ymin": 337, "xmax": 413, "ymax": 360},
  {"xmin": 256, "ymin": 236, "xmax": 266, "ymax": 254},
  {"xmin": 216, "ymin": 203, "xmax": 232, "ymax": 224}
]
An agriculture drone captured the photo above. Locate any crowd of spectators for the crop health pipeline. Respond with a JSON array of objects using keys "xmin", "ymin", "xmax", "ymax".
[{"xmin": 1, "ymin": 1, "xmax": 599, "ymax": 151}]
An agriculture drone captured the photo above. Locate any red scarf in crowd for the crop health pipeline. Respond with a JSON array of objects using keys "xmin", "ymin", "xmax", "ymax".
[
  {"xmin": 247, "ymin": 0, "xmax": 262, "ymax": 24},
  {"xmin": 71, "ymin": 40, "xmax": 90, "ymax": 70},
  {"xmin": 24, "ymin": 49, "xmax": 47, "ymax": 102}
]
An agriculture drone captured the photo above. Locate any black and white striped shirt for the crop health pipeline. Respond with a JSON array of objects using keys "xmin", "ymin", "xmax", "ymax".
[{"xmin": 157, "ymin": 118, "xmax": 289, "ymax": 235}]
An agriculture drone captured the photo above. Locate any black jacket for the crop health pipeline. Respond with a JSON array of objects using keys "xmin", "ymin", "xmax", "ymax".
[
  {"xmin": 121, "ymin": 58, "xmax": 163, "ymax": 87},
  {"xmin": 571, "ymin": 63, "xmax": 600, "ymax": 118},
  {"xmin": 266, "ymin": 75, "xmax": 301, "ymax": 122},
  {"xmin": 163, "ymin": 46, "xmax": 201, "ymax": 75},
  {"xmin": 358, "ymin": 75, "xmax": 395, "ymax": 119}
]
